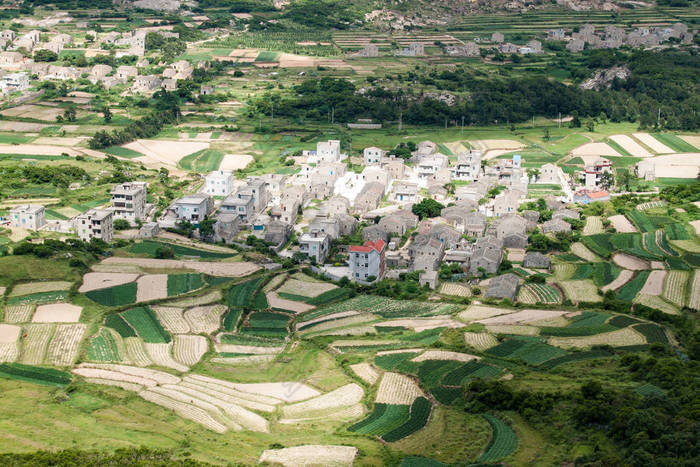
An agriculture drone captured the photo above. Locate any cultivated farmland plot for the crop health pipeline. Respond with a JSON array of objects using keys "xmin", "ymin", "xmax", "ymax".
[
  {"xmin": 663, "ymin": 270, "xmax": 689, "ymax": 307},
  {"xmin": 634, "ymin": 294, "xmax": 679, "ymax": 315},
  {"xmin": 439, "ymin": 282, "xmax": 472, "ymax": 297},
  {"xmin": 478, "ymin": 414, "xmax": 518, "ymax": 463},
  {"xmin": 640, "ymin": 270, "xmax": 667, "ymax": 296},
  {"xmin": 350, "ymin": 362, "xmax": 380, "ymax": 385},
  {"xmin": 570, "ymin": 242, "xmax": 602, "ymax": 262},
  {"xmin": 612, "ymin": 253, "xmax": 649, "ymax": 271},
  {"xmin": 689, "ymin": 270, "xmax": 700, "ymax": 311},
  {"xmin": 124, "ymin": 337, "xmax": 152, "ymax": 367},
  {"xmin": 152, "ymin": 306, "xmax": 190, "ymax": 334},
  {"xmin": 20, "ymin": 323, "xmax": 54, "ymax": 365},
  {"xmin": 277, "ymin": 277, "xmax": 338, "ymax": 298},
  {"xmin": 32, "ymin": 303, "xmax": 82, "ymax": 323},
  {"xmin": 144, "ymin": 343, "xmax": 189, "ymax": 372},
  {"xmin": 165, "ymin": 290, "xmax": 223, "ymax": 307},
  {"xmin": 259, "ymin": 445, "xmax": 357, "ymax": 467},
  {"xmin": 282, "ymin": 383, "xmax": 364, "ymax": 419},
  {"xmin": 10, "ymin": 281, "xmax": 72, "ymax": 297},
  {"xmin": 0, "ymin": 324, "xmax": 21, "ymax": 363},
  {"xmin": 376, "ymin": 372, "xmax": 423, "ymax": 405},
  {"xmin": 412, "ymin": 350, "xmax": 479, "ymax": 363},
  {"xmin": 583, "ymin": 216, "xmax": 604, "ymax": 235},
  {"xmin": 600, "ymin": 269, "xmax": 634, "ymax": 292},
  {"xmin": 47, "ymin": 324, "xmax": 86, "ymax": 366},
  {"xmin": 517, "ymin": 284, "xmax": 562, "ymax": 304},
  {"xmin": 173, "ymin": 335, "xmax": 208, "ymax": 367},
  {"xmin": 549, "ymin": 327, "xmax": 646, "ymax": 349},
  {"xmin": 464, "ymin": 332, "xmax": 499, "ymax": 351},
  {"xmin": 3, "ymin": 305, "xmax": 34, "ymax": 323},
  {"xmin": 609, "ymin": 215, "xmax": 637, "ymax": 233},
  {"xmin": 558, "ymin": 280, "xmax": 602, "ymax": 303},
  {"xmin": 184, "ymin": 305, "xmax": 226, "ymax": 334},
  {"xmin": 87, "ymin": 328, "xmax": 125, "ymax": 362}
]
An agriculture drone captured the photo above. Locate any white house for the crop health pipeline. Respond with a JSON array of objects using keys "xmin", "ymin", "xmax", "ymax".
[
  {"xmin": 9, "ymin": 204, "xmax": 45, "ymax": 230},
  {"xmin": 110, "ymin": 182, "xmax": 148, "ymax": 223},
  {"xmin": 363, "ymin": 147, "xmax": 384, "ymax": 165},
  {"xmin": 314, "ymin": 140, "xmax": 341, "ymax": 162},
  {"xmin": 204, "ymin": 170, "xmax": 234, "ymax": 196},
  {"xmin": 453, "ymin": 150, "xmax": 482, "ymax": 181},
  {"xmin": 169, "ymin": 194, "xmax": 212, "ymax": 223},
  {"xmin": 75, "ymin": 209, "xmax": 113, "ymax": 242},
  {"xmin": 299, "ymin": 230, "xmax": 331, "ymax": 263},
  {"xmin": 349, "ymin": 239, "xmax": 386, "ymax": 283}
]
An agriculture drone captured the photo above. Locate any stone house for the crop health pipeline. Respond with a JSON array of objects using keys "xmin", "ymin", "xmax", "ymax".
[
  {"xmin": 410, "ymin": 235, "xmax": 445, "ymax": 272},
  {"xmin": 10, "ymin": 204, "xmax": 45, "ymax": 230},
  {"xmin": 552, "ymin": 208, "xmax": 580, "ymax": 221},
  {"xmin": 538, "ymin": 163, "xmax": 559, "ymax": 184},
  {"xmin": 469, "ymin": 236, "xmax": 503, "ymax": 275},
  {"xmin": 362, "ymin": 224, "xmax": 389, "ymax": 243},
  {"xmin": 453, "ymin": 150, "xmax": 482, "ymax": 182},
  {"xmin": 495, "ymin": 215, "xmax": 528, "ymax": 249},
  {"xmin": 354, "ymin": 182, "xmax": 385, "ymax": 215},
  {"xmin": 493, "ymin": 190, "xmax": 520, "ymax": 217},
  {"xmin": 363, "ymin": 147, "xmax": 384, "ymax": 165},
  {"xmin": 381, "ymin": 156, "xmax": 405, "ymax": 180},
  {"xmin": 299, "ymin": 230, "xmax": 331, "ymax": 263},
  {"xmin": 212, "ymin": 213, "xmax": 241, "ymax": 244},
  {"xmin": 116, "ymin": 65, "xmax": 137, "ymax": 80},
  {"xmin": 390, "ymin": 181, "xmax": 418, "ymax": 204},
  {"xmin": 542, "ymin": 219, "xmax": 571, "ymax": 234},
  {"xmin": 486, "ymin": 273, "xmax": 519, "ymax": 301},
  {"xmin": 349, "ymin": 239, "xmax": 386, "ymax": 283},
  {"xmin": 430, "ymin": 223, "xmax": 462, "ymax": 249},
  {"xmin": 75, "ymin": 209, "xmax": 113, "ymax": 242},
  {"xmin": 523, "ymin": 252, "xmax": 551, "ymax": 270}
]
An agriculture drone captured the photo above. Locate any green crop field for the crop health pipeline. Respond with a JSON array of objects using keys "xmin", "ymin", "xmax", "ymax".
[
  {"xmin": 222, "ymin": 309, "xmax": 242, "ymax": 332},
  {"xmin": 349, "ymin": 403, "xmax": 411, "ymax": 436},
  {"xmin": 382, "ymin": 397, "xmax": 432, "ymax": 442},
  {"xmin": 240, "ymin": 311, "xmax": 290, "ymax": 338},
  {"xmin": 7, "ymin": 291, "xmax": 68, "ymax": 305},
  {"xmin": 478, "ymin": 414, "xmax": 518, "ymax": 463},
  {"xmin": 486, "ymin": 340, "xmax": 527, "ymax": 358},
  {"xmin": 633, "ymin": 323, "xmax": 669, "ymax": 344},
  {"xmin": 441, "ymin": 361, "xmax": 503, "ymax": 386},
  {"xmin": 537, "ymin": 349, "xmax": 615, "ymax": 370},
  {"xmin": 616, "ymin": 271, "xmax": 650, "ymax": 302},
  {"xmin": 167, "ymin": 274, "xmax": 205, "ymax": 297},
  {"xmin": 121, "ymin": 307, "xmax": 171, "ymax": 343},
  {"xmin": 85, "ymin": 282, "xmax": 138, "ymax": 307},
  {"xmin": 104, "ymin": 146, "xmax": 144, "ymax": 159},
  {"xmin": 227, "ymin": 277, "xmax": 265, "ymax": 308},
  {"xmin": 651, "ymin": 134, "xmax": 697, "ymax": 153},
  {"xmin": 87, "ymin": 328, "xmax": 121, "ymax": 362},
  {"xmin": 104, "ymin": 314, "xmax": 137, "ymax": 338},
  {"xmin": 129, "ymin": 241, "xmax": 235, "ymax": 259},
  {"xmin": 0, "ymin": 363, "xmax": 71, "ymax": 387}
]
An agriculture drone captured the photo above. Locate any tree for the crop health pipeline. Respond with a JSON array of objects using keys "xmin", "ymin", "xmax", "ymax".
[
  {"xmin": 113, "ymin": 219, "xmax": 131, "ymax": 231},
  {"xmin": 198, "ymin": 218, "xmax": 215, "ymax": 239},
  {"xmin": 411, "ymin": 198, "xmax": 444, "ymax": 219},
  {"xmin": 543, "ymin": 127, "xmax": 550, "ymax": 141},
  {"xmin": 617, "ymin": 170, "xmax": 631, "ymax": 192},
  {"xmin": 527, "ymin": 168, "xmax": 541, "ymax": 182},
  {"xmin": 600, "ymin": 171, "xmax": 615, "ymax": 190},
  {"xmin": 33, "ymin": 49, "xmax": 57, "ymax": 62},
  {"xmin": 102, "ymin": 107, "xmax": 112, "ymax": 123},
  {"xmin": 154, "ymin": 246, "xmax": 175, "ymax": 259}
]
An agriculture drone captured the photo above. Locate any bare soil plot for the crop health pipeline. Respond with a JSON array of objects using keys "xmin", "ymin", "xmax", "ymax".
[
  {"xmin": 136, "ymin": 274, "xmax": 169, "ymax": 302},
  {"xmin": 689, "ymin": 219, "xmax": 700, "ymax": 235},
  {"xmin": 20, "ymin": 323, "xmax": 54, "ymax": 364},
  {"xmin": 72, "ymin": 367, "xmax": 157, "ymax": 387},
  {"xmin": 583, "ymin": 216, "xmax": 604, "ymax": 235},
  {"xmin": 464, "ymin": 332, "xmax": 499, "ymax": 350},
  {"xmin": 173, "ymin": 335, "xmax": 208, "ymax": 367},
  {"xmin": 278, "ymin": 278, "xmax": 338, "ymax": 298},
  {"xmin": 609, "ymin": 215, "xmax": 637, "ymax": 233},
  {"xmin": 375, "ymin": 372, "xmax": 423, "ymax": 405},
  {"xmin": 230, "ymin": 382, "xmax": 320, "ymax": 403},
  {"xmin": 32, "ymin": 303, "xmax": 82, "ymax": 323},
  {"xmin": 101, "ymin": 257, "xmax": 260, "ymax": 277},
  {"xmin": 646, "ymin": 153, "xmax": 700, "ymax": 178},
  {"xmin": 79, "ymin": 272, "xmax": 138, "ymax": 293},
  {"xmin": 634, "ymin": 294, "xmax": 679, "ymax": 315},
  {"xmin": 478, "ymin": 309, "xmax": 569, "ymax": 325},
  {"xmin": 469, "ymin": 139, "xmax": 524, "ymax": 151},
  {"xmin": 10, "ymin": 281, "xmax": 72, "ymax": 297},
  {"xmin": 349, "ymin": 362, "xmax": 380, "ymax": 384},
  {"xmin": 377, "ymin": 316, "xmax": 463, "ymax": 332},
  {"xmin": 633, "ymin": 133, "xmax": 673, "ymax": 154},
  {"xmin": 559, "ymin": 280, "xmax": 602, "ymax": 303},
  {"xmin": 0, "ymin": 121, "xmax": 48, "ymax": 132},
  {"xmin": 139, "ymin": 389, "xmax": 227, "ymax": 433},
  {"xmin": 458, "ymin": 305, "xmax": 514, "ymax": 322},
  {"xmin": 610, "ymin": 135, "xmax": 653, "ymax": 157},
  {"xmin": 411, "ymin": 350, "xmax": 479, "ymax": 363},
  {"xmin": 549, "ymin": 327, "xmax": 646, "ymax": 349},
  {"xmin": 144, "ymin": 342, "xmax": 189, "ymax": 372},
  {"xmin": 219, "ymin": 154, "xmax": 253, "ymax": 171},
  {"xmin": 679, "ymin": 135, "xmax": 700, "ymax": 149},
  {"xmin": 612, "ymin": 253, "xmax": 649, "ymax": 270},
  {"xmin": 152, "ymin": 306, "xmax": 190, "ymax": 334},
  {"xmin": 32, "ymin": 136, "xmax": 88, "ymax": 146},
  {"xmin": 47, "ymin": 324, "xmax": 86, "ymax": 366},
  {"xmin": 3, "ymin": 305, "xmax": 34, "ymax": 323},
  {"xmin": 266, "ymin": 292, "xmax": 315, "ymax": 313},
  {"xmin": 79, "ymin": 363, "xmax": 180, "ymax": 385},
  {"xmin": 486, "ymin": 325, "xmax": 540, "ymax": 335},
  {"xmin": 640, "ymin": 270, "xmax": 666, "ymax": 296},
  {"xmin": 184, "ymin": 305, "xmax": 226, "ymax": 334},
  {"xmin": 571, "ymin": 142, "xmax": 622, "ymax": 157},
  {"xmin": 211, "ymin": 355, "xmax": 275, "ymax": 365},
  {"xmin": 506, "ymin": 248, "xmax": 526, "ymax": 262},
  {"xmin": 600, "ymin": 269, "xmax": 634, "ymax": 292},
  {"xmin": 282, "ymin": 383, "xmax": 364, "ymax": 418},
  {"xmin": 0, "ymin": 143, "xmax": 80, "ymax": 156},
  {"xmin": 214, "ymin": 343, "xmax": 284, "ymax": 355},
  {"xmin": 0, "ymin": 324, "xmax": 21, "ymax": 344},
  {"xmin": 439, "ymin": 282, "xmax": 471, "ymax": 297},
  {"xmin": 0, "ymin": 104, "xmax": 86, "ymax": 121},
  {"xmin": 259, "ymin": 445, "xmax": 357, "ymax": 467},
  {"xmin": 165, "ymin": 290, "xmax": 223, "ymax": 307},
  {"xmin": 571, "ymin": 242, "xmax": 603, "ymax": 262},
  {"xmin": 125, "ymin": 139, "xmax": 209, "ymax": 168}
]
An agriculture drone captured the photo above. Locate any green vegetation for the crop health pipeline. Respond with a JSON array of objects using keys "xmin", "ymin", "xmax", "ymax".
[
  {"xmin": 616, "ymin": 271, "xmax": 650, "ymax": 302},
  {"xmin": 382, "ymin": 397, "xmax": 432, "ymax": 442},
  {"xmin": 0, "ymin": 363, "xmax": 71, "ymax": 387},
  {"xmin": 7, "ymin": 290, "xmax": 68, "ymax": 305},
  {"xmin": 222, "ymin": 309, "xmax": 242, "ymax": 332},
  {"xmin": 240, "ymin": 311, "xmax": 290, "ymax": 338},
  {"xmin": 85, "ymin": 282, "xmax": 138, "ymax": 307},
  {"xmin": 129, "ymin": 241, "xmax": 234, "ymax": 259},
  {"xmin": 103, "ymin": 146, "xmax": 144, "ymax": 159},
  {"xmin": 633, "ymin": 323, "xmax": 669, "ymax": 344},
  {"xmin": 478, "ymin": 414, "xmax": 518, "ymax": 463},
  {"xmin": 349, "ymin": 403, "xmax": 411, "ymax": 436},
  {"xmin": 167, "ymin": 274, "xmax": 205, "ymax": 297},
  {"xmin": 226, "ymin": 278, "xmax": 265, "ymax": 309},
  {"xmin": 121, "ymin": 307, "xmax": 171, "ymax": 343},
  {"xmin": 87, "ymin": 329, "xmax": 121, "ymax": 362}
]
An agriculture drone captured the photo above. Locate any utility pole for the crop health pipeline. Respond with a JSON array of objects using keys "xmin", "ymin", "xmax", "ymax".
[
  {"xmin": 657, "ymin": 108, "xmax": 661, "ymax": 127},
  {"xmin": 445, "ymin": 118, "xmax": 447, "ymax": 129},
  {"xmin": 532, "ymin": 115, "xmax": 535, "ymax": 128},
  {"xmin": 331, "ymin": 107, "xmax": 335, "ymax": 125},
  {"xmin": 461, "ymin": 115, "xmax": 465, "ymax": 134},
  {"xmin": 399, "ymin": 111, "xmax": 402, "ymax": 131},
  {"xmin": 558, "ymin": 112, "xmax": 561, "ymax": 128},
  {"xmin": 271, "ymin": 101, "xmax": 274, "ymax": 122}
]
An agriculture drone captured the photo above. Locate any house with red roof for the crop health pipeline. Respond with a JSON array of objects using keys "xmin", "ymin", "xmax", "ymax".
[
  {"xmin": 349, "ymin": 239, "xmax": 386, "ymax": 283},
  {"xmin": 573, "ymin": 189, "xmax": 610, "ymax": 204}
]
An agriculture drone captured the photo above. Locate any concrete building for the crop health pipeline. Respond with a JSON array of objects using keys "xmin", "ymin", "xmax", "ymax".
[
  {"xmin": 10, "ymin": 204, "xmax": 45, "ymax": 230},
  {"xmin": 169, "ymin": 194, "xmax": 212, "ymax": 223},
  {"xmin": 299, "ymin": 230, "xmax": 331, "ymax": 263},
  {"xmin": 75, "ymin": 209, "xmax": 113, "ymax": 242},
  {"xmin": 349, "ymin": 239, "xmax": 386, "ymax": 283},
  {"xmin": 363, "ymin": 147, "xmax": 384, "ymax": 165},
  {"xmin": 453, "ymin": 150, "xmax": 482, "ymax": 181},
  {"xmin": 221, "ymin": 191, "xmax": 255, "ymax": 222},
  {"xmin": 584, "ymin": 158, "xmax": 613, "ymax": 189},
  {"xmin": 204, "ymin": 170, "xmax": 234, "ymax": 196},
  {"xmin": 110, "ymin": 182, "xmax": 147, "ymax": 223}
]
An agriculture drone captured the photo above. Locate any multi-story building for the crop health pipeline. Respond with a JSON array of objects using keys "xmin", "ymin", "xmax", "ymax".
[
  {"xmin": 9, "ymin": 204, "xmax": 45, "ymax": 230},
  {"xmin": 363, "ymin": 147, "xmax": 384, "ymax": 165},
  {"xmin": 453, "ymin": 150, "xmax": 482, "ymax": 181},
  {"xmin": 169, "ymin": 194, "xmax": 212, "ymax": 223},
  {"xmin": 110, "ymin": 182, "xmax": 147, "ymax": 224},
  {"xmin": 299, "ymin": 230, "xmax": 331, "ymax": 263},
  {"xmin": 349, "ymin": 239, "xmax": 386, "ymax": 283},
  {"xmin": 584, "ymin": 158, "xmax": 613, "ymax": 189},
  {"xmin": 204, "ymin": 170, "xmax": 234, "ymax": 196},
  {"xmin": 75, "ymin": 209, "xmax": 113, "ymax": 242}
]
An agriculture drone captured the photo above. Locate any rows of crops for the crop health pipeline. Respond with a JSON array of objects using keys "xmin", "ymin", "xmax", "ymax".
[
  {"xmin": 226, "ymin": 277, "xmax": 265, "ymax": 308},
  {"xmin": 85, "ymin": 282, "xmax": 138, "ymax": 307},
  {"xmin": 663, "ymin": 270, "xmax": 689, "ymax": 307},
  {"xmin": 537, "ymin": 349, "xmax": 615, "ymax": 370},
  {"xmin": 0, "ymin": 363, "xmax": 71, "ymax": 386},
  {"xmin": 87, "ymin": 328, "xmax": 121, "ymax": 362},
  {"xmin": 222, "ymin": 309, "xmax": 242, "ymax": 332},
  {"xmin": 129, "ymin": 241, "xmax": 234, "ymax": 259},
  {"xmin": 300, "ymin": 295, "xmax": 450, "ymax": 322},
  {"xmin": 517, "ymin": 283, "xmax": 561, "ymax": 304},
  {"xmin": 478, "ymin": 414, "xmax": 518, "ymax": 462},
  {"xmin": 167, "ymin": 274, "xmax": 205, "ymax": 297},
  {"xmin": 7, "ymin": 291, "xmax": 69, "ymax": 305},
  {"xmin": 121, "ymin": 307, "xmax": 171, "ymax": 343},
  {"xmin": 104, "ymin": 313, "xmax": 137, "ymax": 338},
  {"xmin": 616, "ymin": 271, "xmax": 651, "ymax": 302},
  {"xmin": 486, "ymin": 338, "xmax": 567, "ymax": 365},
  {"xmin": 633, "ymin": 323, "xmax": 669, "ymax": 344},
  {"xmin": 278, "ymin": 287, "xmax": 353, "ymax": 305},
  {"xmin": 240, "ymin": 311, "xmax": 290, "ymax": 339},
  {"xmin": 381, "ymin": 397, "xmax": 432, "ymax": 442}
]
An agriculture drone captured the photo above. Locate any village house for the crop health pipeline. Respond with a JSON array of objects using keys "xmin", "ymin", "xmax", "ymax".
[
  {"xmin": 362, "ymin": 224, "xmax": 389, "ymax": 243},
  {"xmin": 552, "ymin": 208, "xmax": 580, "ymax": 221},
  {"xmin": 204, "ymin": 170, "xmax": 234, "ymax": 197},
  {"xmin": 494, "ymin": 215, "xmax": 528, "ymax": 249},
  {"xmin": 116, "ymin": 65, "xmax": 138, "ymax": 80},
  {"xmin": 486, "ymin": 273, "xmax": 520, "ymax": 301},
  {"xmin": 390, "ymin": 181, "xmax": 418, "ymax": 204},
  {"xmin": 381, "ymin": 156, "xmax": 406, "ymax": 180},
  {"xmin": 138, "ymin": 222, "xmax": 160, "ymax": 238},
  {"xmin": 220, "ymin": 191, "xmax": 255, "ymax": 222},
  {"xmin": 566, "ymin": 39, "xmax": 585, "ymax": 52},
  {"xmin": 354, "ymin": 182, "xmax": 385, "ymax": 215},
  {"xmin": 410, "ymin": 235, "xmax": 445, "ymax": 272},
  {"xmin": 110, "ymin": 181, "xmax": 148, "ymax": 223},
  {"xmin": 584, "ymin": 158, "xmax": 613, "ymax": 189},
  {"xmin": 492, "ymin": 32, "xmax": 505, "ymax": 43},
  {"xmin": 538, "ymin": 163, "xmax": 559, "ymax": 184},
  {"xmin": 75, "ymin": 209, "xmax": 114, "ymax": 242},
  {"xmin": 212, "ymin": 213, "xmax": 241, "ymax": 244},
  {"xmin": 419, "ymin": 270, "xmax": 439, "ymax": 289},
  {"xmin": 378, "ymin": 210, "xmax": 418, "ymax": 236},
  {"xmin": 132, "ymin": 75, "xmax": 162, "ymax": 93},
  {"xmin": 542, "ymin": 218, "xmax": 572, "ymax": 234},
  {"xmin": 428, "ymin": 184, "xmax": 447, "ymax": 202},
  {"xmin": 168, "ymin": 194, "xmax": 213, "ymax": 224},
  {"xmin": 416, "ymin": 154, "xmax": 449, "ymax": 180},
  {"xmin": 10, "ymin": 204, "xmax": 46, "ymax": 230},
  {"xmin": 0, "ymin": 51, "xmax": 24, "ymax": 67},
  {"xmin": 469, "ymin": 235, "xmax": 503, "ymax": 275},
  {"xmin": 318, "ymin": 195, "xmax": 351, "ymax": 217},
  {"xmin": 523, "ymin": 252, "xmax": 551, "ymax": 270},
  {"xmin": 453, "ymin": 150, "xmax": 482, "ymax": 182},
  {"xmin": 161, "ymin": 78, "xmax": 177, "ymax": 91},
  {"xmin": 363, "ymin": 147, "xmax": 384, "ymax": 165},
  {"xmin": 349, "ymin": 239, "xmax": 386, "ymax": 283},
  {"xmin": 299, "ymin": 230, "xmax": 331, "ymax": 263},
  {"xmin": 493, "ymin": 190, "xmax": 521, "ymax": 217},
  {"xmin": 465, "ymin": 213, "xmax": 487, "ymax": 238},
  {"xmin": 429, "ymin": 223, "xmax": 462, "ymax": 249},
  {"xmin": 573, "ymin": 189, "xmax": 610, "ymax": 204},
  {"xmin": 362, "ymin": 166, "xmax": 390, "ymax": 187},
  {"xmin": 305, "ymin": 140, "xmax": 341, "ymax": 163}
]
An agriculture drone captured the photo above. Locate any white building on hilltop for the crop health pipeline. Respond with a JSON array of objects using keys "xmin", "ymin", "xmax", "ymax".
[
  {"xmin": 204, "ymin": 170, "xmax": 234, "ymax": 196},
  {"xmin": 10, "ymin": 204, "xmax": 45, "ymax": 230},
  {"xmin": 110, "ymin": 182, "xmax": 147, "ymax": 224},
  {"xmin": 75, "ymin": 209, "xmax": 113, "ymax": 242}
]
